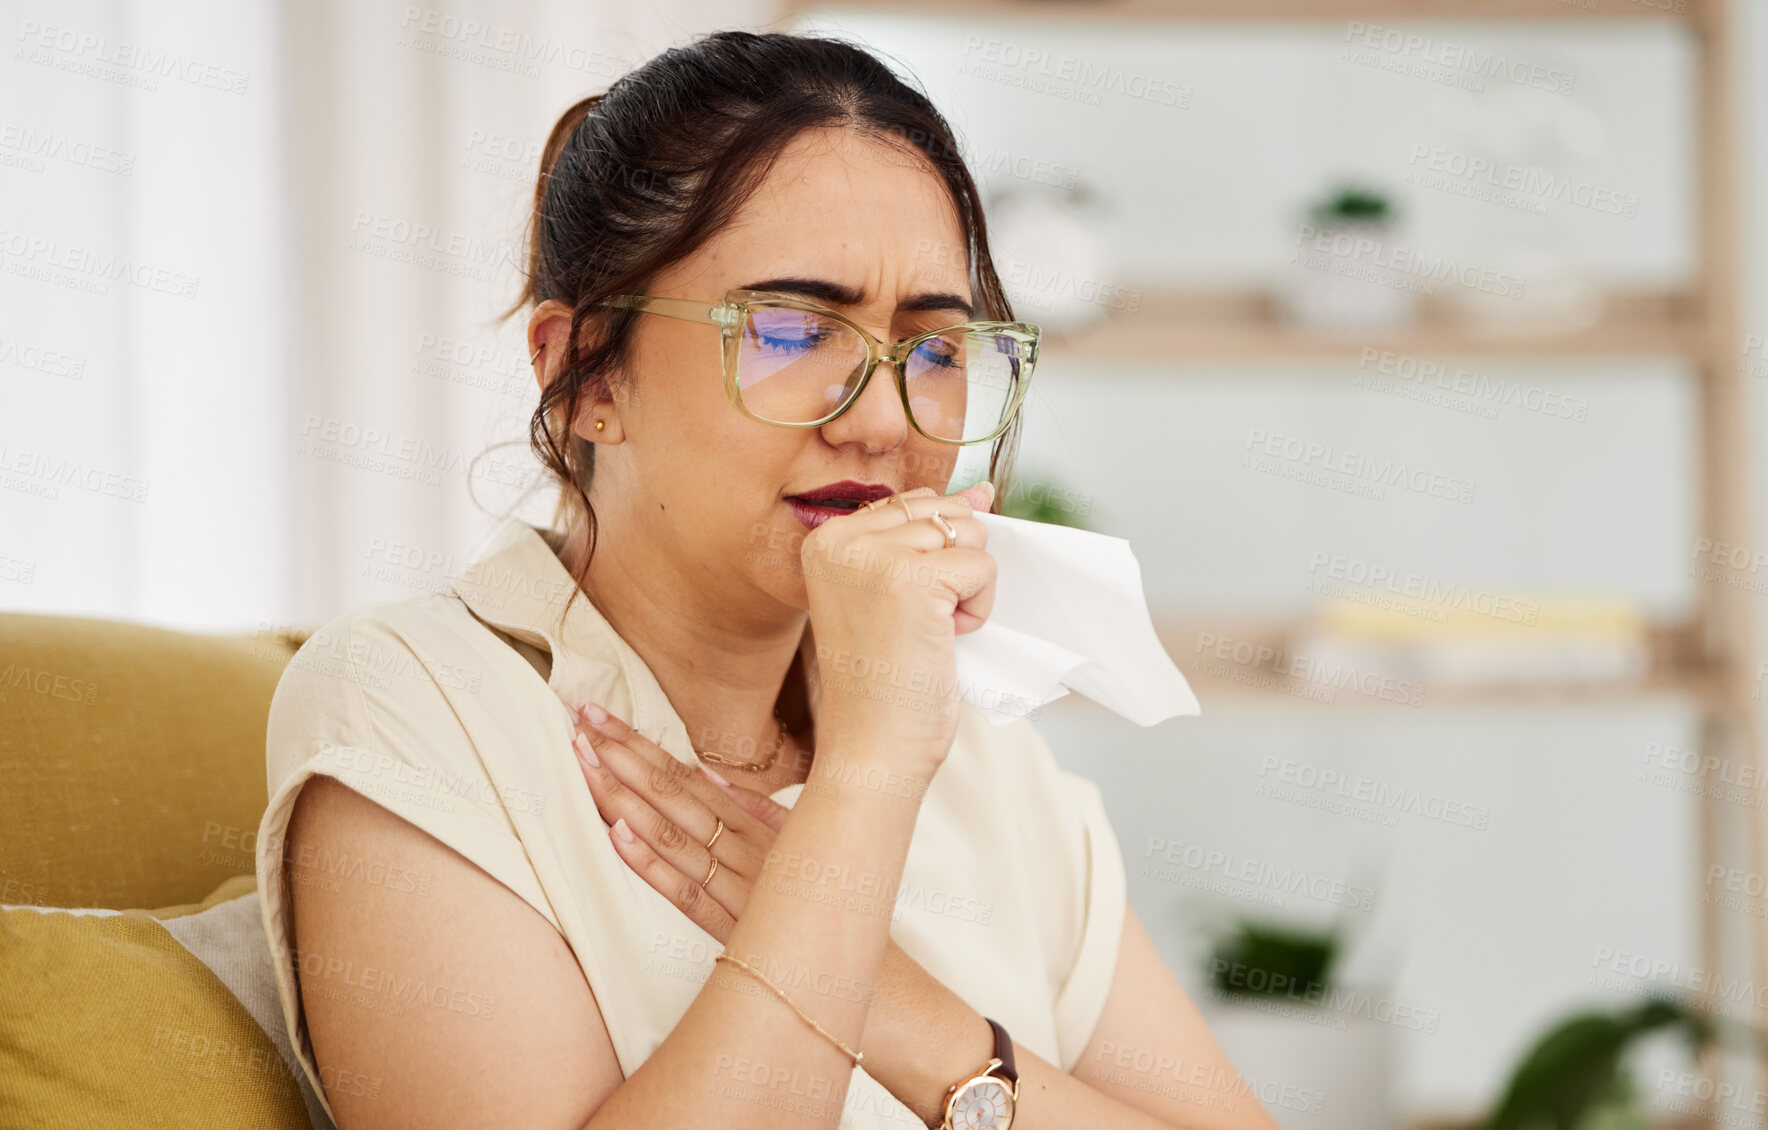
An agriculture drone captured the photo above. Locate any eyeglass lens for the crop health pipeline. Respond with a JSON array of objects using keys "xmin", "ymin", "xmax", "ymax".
[{"xmin": 733, "ymin": 306, "xmax": 1029, "ymax": 442}]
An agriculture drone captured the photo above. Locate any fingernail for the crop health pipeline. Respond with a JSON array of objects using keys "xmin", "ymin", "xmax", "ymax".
[
  {"xmin": 700, "ymin": 763, "xmax": 731, "ymax": 789},
  {"xmin": 612, "ymin": 817, "xmax": 635, "ymax": 844},
  {"xmin": 563, "ymin": 701, "xmax": 581, "ymax": 727},
  {"xmin": 584, "ymin": 702, "xmax": 609, "ymax": 726},
  {"xmin": 574, "ymin": 732, "xmax": 600, "ymax": 769}
]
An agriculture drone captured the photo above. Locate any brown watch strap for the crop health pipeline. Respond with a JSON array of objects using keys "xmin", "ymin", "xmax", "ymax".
[{"xmin": 985, "ymin": 1016, "xmax": 1017, "ymax": 1086}]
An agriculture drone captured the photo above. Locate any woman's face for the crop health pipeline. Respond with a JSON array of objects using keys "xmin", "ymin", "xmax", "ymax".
[{"xmin": 585, "ymin": 124, "xmax": 976, "ymax": 612}]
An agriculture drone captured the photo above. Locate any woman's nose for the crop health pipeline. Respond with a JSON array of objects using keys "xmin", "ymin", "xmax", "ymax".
[{"xmin": 818, "ymin": 356, "xmax": 911, "ymax": 452}]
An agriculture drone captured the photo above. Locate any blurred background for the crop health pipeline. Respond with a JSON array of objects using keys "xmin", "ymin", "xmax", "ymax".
[{"xmin": 5, "ymin": 0, "xmax": 1768, "ymax": 1125}]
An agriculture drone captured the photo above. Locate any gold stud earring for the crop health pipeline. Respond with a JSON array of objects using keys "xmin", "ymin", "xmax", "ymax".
[{"xmin": 594, "ymin": 420, "xmax": 605, "ymax": 431}]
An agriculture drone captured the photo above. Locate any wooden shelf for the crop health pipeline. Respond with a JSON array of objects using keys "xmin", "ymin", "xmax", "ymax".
[
  {"xmin": 1143, "ymin": 615, "xmax": 1722, "ymax": 711},
  {"xmin": 1038, "ymin": 288, "xmax": 1707, "ymax": 364},
  {"xmin": 782, "ymin": 0, "xmax": 1701, "ymax": 23}
]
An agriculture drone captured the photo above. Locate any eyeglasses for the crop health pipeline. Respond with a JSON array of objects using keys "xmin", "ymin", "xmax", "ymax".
[{"xmin": 599, "ymin": 288, "xmax": 1039, "ymax": 445}]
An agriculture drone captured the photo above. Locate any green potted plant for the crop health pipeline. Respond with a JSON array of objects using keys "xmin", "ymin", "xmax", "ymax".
[
  {"xmin": 1482, "ymin": 996, "xmax": 1716, "ymax": 1130},
  {"xmin": 1281, "ymin": 179, "xmax": 1417, "ymax": 333},
  {"xmin": 1197, "ymin": 915, "xmax": 1395, "ymax": 1129}
]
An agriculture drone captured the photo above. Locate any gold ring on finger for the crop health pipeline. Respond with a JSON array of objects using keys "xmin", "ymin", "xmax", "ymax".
[
  {"xmin": 863, "ymin": 496, "xmax": 892, "ymax": 512},
  {"xmin": 704, "ymin": 816, "xmax": 723, "ymax": 851},
  {"xmin": 929, "ymin": 512, "xmax": 957, "ymax": 549},
  {"xmin": 702, "ymin": 853, "xmax": 720, "ymax": 889}
]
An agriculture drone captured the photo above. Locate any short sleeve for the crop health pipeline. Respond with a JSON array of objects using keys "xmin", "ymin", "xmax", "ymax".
[
  {"xmin": 257, "ymin": 601, "xmax": 554, "ymax": 930},
  {"xmin": 1004, "ymin": 719, "xmax": 1128, "ymax": 1073}
]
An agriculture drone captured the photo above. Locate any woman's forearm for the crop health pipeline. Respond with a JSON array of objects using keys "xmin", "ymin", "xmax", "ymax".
[
  {"xmin": 857, "ymin": 948, "xmax": 1251, "ymax": 1130},
  {"xmin": 583, "ymin": 740, "xmax": 930, "ymax": 1130}
]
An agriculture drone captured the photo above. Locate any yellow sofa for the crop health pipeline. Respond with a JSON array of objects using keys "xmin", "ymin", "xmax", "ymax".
[
  {"xmin": 0, "ymin": 612, "xmax": 330, "ymax": 1129},
  {"xmin": 0, "ymin": 612, "xmax": 306, "ymax": 910}
]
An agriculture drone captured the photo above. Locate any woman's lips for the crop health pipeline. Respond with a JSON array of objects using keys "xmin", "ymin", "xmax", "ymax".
[{"xmin": 787, "ymin": 498, "xmax": 859, "ymax": 530}]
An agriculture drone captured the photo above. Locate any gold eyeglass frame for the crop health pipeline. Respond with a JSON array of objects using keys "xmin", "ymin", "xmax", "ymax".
[{"xmin": 599, "ymin": 288, "xmax": 1040, "ymax": 446}]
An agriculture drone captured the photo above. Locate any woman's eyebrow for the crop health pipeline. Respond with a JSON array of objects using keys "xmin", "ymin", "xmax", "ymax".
[{"xmin": 739, "ymin": 276, "xmax": 974, "ymax": 317}]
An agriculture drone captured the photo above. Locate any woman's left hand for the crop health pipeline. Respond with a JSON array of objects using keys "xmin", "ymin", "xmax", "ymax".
[{"xmin": 567, "ymin": 701, "xmax": 789, "ymax": 945}]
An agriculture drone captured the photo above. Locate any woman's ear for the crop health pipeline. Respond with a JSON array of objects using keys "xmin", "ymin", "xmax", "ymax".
[
  {"xmin": 529, "ymin": 298, "xmax": 624, "ymax": 444},
  {"xmin": 527, "ymin": 298, "xmax": 576, "ymax": 395}
]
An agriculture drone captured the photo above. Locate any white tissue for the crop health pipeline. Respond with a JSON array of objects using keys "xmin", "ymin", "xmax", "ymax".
[{"xmin": 954, "ymin": 511, "xmax": 1201, "ymax": 726}]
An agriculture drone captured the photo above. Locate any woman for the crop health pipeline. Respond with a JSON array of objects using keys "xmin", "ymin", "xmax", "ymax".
[{"xmin": 255, "ymin": 29, "xmax": 1276, "ymax": 1130}]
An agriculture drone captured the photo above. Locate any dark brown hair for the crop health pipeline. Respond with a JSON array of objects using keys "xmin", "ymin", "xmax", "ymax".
[{"xmin": 508, "ymin": 29, "xmax": 1023, "ymax": 597}]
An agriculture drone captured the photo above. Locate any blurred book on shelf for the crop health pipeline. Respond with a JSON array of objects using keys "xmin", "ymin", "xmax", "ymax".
[
  {"xmin": 1155, "ymin": 595, "xmax": 1708, "ymax": 709},
  {"xmin": 1296, "ymin": 593, "xmax": 1651, "ymax": 691}
]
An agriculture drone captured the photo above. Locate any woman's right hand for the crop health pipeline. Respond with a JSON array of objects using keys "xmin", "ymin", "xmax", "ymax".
[{"xmin": 799, "ymin": 482, "xmax": 998, "ymax": 776}]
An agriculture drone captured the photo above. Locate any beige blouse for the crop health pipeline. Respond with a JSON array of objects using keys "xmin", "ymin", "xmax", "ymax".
[{"xmin": 256, "ymin": 515, "xmax": 1127, "ymax": 1128}]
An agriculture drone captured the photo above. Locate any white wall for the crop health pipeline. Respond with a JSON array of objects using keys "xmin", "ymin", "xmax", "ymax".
[{"xmin": 788, "ymin": 6, "xmax": 1753, "ymax": 1119}]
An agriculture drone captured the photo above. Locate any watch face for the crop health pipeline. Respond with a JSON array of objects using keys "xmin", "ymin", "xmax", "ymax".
[{"xmin": 950, "ymin": 1077, "xmax": 1014, "ymax": 1130}]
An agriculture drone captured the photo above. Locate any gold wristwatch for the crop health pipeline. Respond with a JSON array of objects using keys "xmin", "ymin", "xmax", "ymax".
[{"xmin": 935, "ymin": 1017, "xmax": 1018, "ymax": 1130}]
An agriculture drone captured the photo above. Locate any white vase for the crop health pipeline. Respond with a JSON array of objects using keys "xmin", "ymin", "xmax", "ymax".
[
  {"xmin": 1280, "ymin": 218, "xmax": 1419, "ymax": 334},
  {"xmin": 1204, "ymin": 998, "xmax": 1397, "ymax": 1130}
]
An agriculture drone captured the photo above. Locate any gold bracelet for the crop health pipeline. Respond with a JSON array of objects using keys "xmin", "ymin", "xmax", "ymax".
[{"xmin": 713, "ymin": 952, "xmax": 865, "ymax": 1067}]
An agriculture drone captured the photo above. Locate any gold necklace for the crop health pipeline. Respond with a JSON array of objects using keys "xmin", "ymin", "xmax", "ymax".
[{"xmin": 694, "ymin": 709, "xmax": 788, "ymax": 773}]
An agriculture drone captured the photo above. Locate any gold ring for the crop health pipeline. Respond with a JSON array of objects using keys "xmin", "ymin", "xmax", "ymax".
[
  {"xmin": 891, "ymin": 496, "xmax": 915, "ymax": 520},
  {"xmin": 863, "ymin": 496, "xmax": 891, "ymax": 512},
  {"xmin": 705, "ymin": 817, "xmax": 723, "ymax": 851},
  {"xmin": 929, "ymin": 512, "xmax": 957, "ymax": 549},
  {"xmin": 702, "ymin": 854, "xmax": 720, "ymax": 888}
]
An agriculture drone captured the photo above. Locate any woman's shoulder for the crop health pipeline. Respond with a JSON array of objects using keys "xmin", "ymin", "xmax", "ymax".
[
  {"xmin": 272, "ymin": 590, "xmax": 505, "ymax": 694},
  {"xmin": 264, "ymin": 592, "xmax": 515, "ymax": 777}
]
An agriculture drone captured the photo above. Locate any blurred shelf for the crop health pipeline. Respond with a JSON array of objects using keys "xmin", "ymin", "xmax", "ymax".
[
  {"xmin": 783, "ymin": 0, "xmax": 1701, "ymax": 22},
  {"xmin": 1038, "ymin": 288, "xmax": 1708, "ymax": 365},
  {"xmin": 1156, "ymin": 615, "xmax": 1723, "ymax": 711}
]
